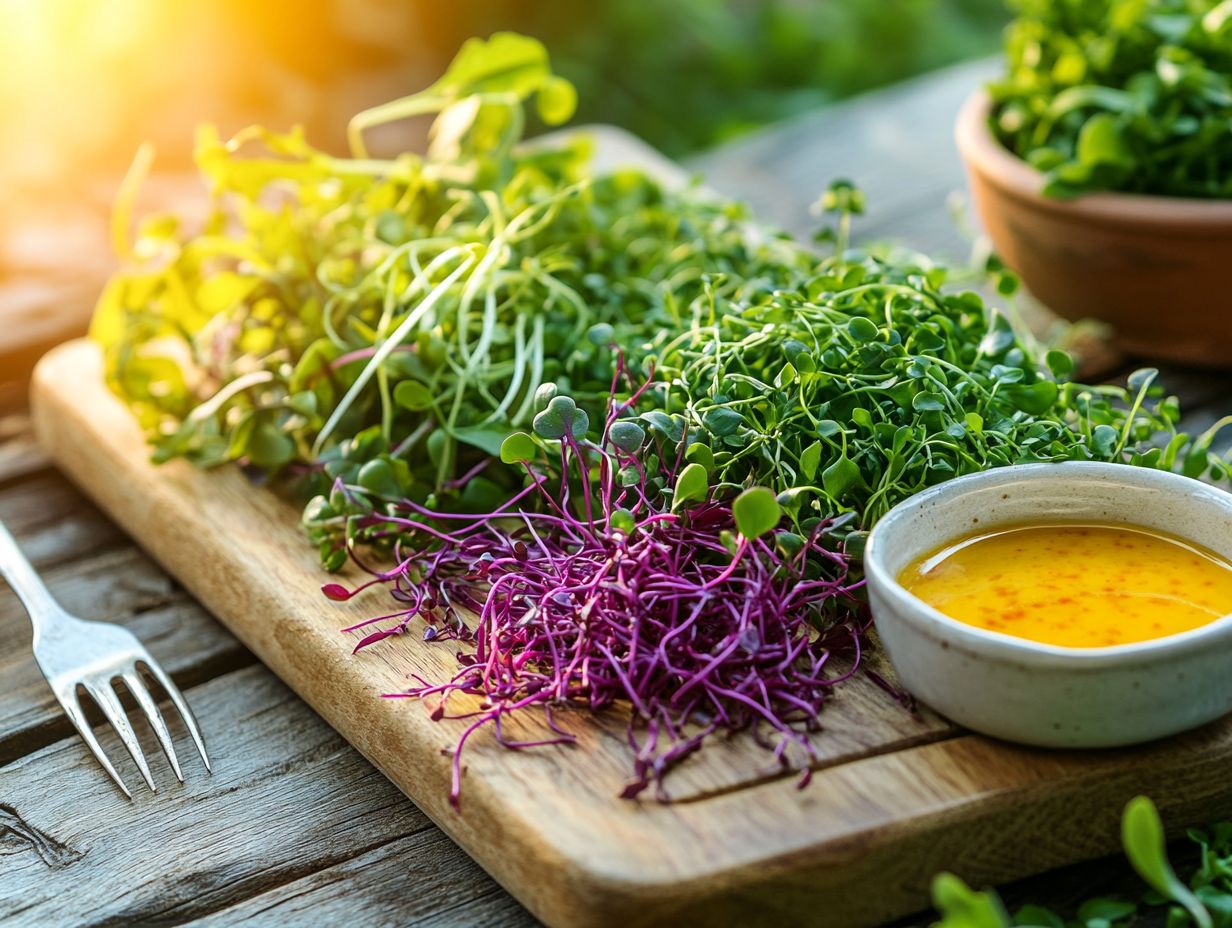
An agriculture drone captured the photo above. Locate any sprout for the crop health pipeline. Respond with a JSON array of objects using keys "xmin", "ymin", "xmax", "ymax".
[{"xmin": 327, "ymin": 368, "xmax": 864, "ymax": 806}]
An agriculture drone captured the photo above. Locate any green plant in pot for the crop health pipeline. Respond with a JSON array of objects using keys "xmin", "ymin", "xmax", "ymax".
[{"xmin": 955, "ymin": 0, "xmax": 1232, "ymax": 366}]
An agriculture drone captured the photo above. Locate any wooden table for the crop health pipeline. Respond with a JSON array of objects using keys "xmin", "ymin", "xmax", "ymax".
[{"xmin": 4, "ymin": 57, "xmax": 1232, "ymax": 926}]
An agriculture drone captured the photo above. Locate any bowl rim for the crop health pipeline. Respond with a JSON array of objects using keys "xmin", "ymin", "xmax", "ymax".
[
  {"xmin": 955, "ymin": 89, "xmax": 1232, "ymax": 227},
  {"xmin": 864, "ymin": 461, "xmax": 1232, "ymax": 667}
]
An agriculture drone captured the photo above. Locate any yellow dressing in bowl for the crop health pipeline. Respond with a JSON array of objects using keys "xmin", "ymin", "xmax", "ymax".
[{"xmin": 898, "ymin": 523, "xmax": 1232, "ymax": 648}]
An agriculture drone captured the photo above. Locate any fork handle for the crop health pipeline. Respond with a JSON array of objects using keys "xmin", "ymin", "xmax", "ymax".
[{"xmin": 0, "ymin": 518, "xmax": 64, "ymax": 636}]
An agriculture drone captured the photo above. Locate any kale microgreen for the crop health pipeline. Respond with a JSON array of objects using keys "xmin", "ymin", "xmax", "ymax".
[{"xmin": 989, "ymin": 0, "xmax": 1232, "ymax": 198}]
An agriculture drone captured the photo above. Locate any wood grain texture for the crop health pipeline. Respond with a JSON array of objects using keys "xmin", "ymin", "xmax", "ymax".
[
  {"xmin": 0, "ymin": 415, "xmax": 47, "ymax": 484},
  {"xmin": 30, "ymin": 334, "xmax": 1232, "ymax": 928},
  {"xmin": 183, "ymin": 826, "xmax": 539, "ymax": 928},
  {"xmin": 0, "ymin": 665, "xmax": 532, "ymax": 928}
]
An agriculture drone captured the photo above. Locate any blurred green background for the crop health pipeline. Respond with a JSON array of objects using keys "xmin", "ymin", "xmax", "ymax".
[
  {"xmin": 3, "ymin": 0, "xmax": 1007, "ymax": 202},
  {"xmin": 419, "ymin": 0, "xmax": 1009, "ymax": 156}
]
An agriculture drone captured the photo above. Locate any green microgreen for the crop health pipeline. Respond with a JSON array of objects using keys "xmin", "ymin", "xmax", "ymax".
[
  {"xmin": 930, "ymin": 797, "xmax": 1232, "ymax": 928},
  {"xmin": 989, "ymin": 0, "xmax": 1232, "ymax": 198}
]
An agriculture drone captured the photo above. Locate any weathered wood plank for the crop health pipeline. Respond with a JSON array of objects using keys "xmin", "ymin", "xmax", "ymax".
[
  {"xmin": 0, "ymin": 473, "xmax": 126, "ymax": 568},
  {"xmin": 0, "ymin": 416, "xmax": 47, "ymax": 485},
  {"xmin": 183, "ymin": 827, "xmax": 538, "ymax": 928},
  {"xmin": 0, "ymin": 665, "xmax": 533, "ymax": 927}
]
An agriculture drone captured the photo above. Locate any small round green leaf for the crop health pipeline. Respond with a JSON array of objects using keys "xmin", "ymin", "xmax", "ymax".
[
  {"xmin": 357, "ymin": 459, "xmax": 402, "ymax": 499},
  {"xmin": 684, "ymin": 441, "xmax": 715, "ymax": 475},
  {"xmin": 536, "ymin": 75, "xmax": 578, "ymax": 125},
  {"xmin": 533, "ymin": 395, "xmax": 589, "ymax": 440},
  {"xmin": 846, "ymin": 317, "xmax": 879, "ymax": 342},
  {"xmin": 500, "ymin": 431, "xmax": 538, "ymax": 464},
  {"xmin": 247, "ymin": 422, "xmax": 295, "ymax": 468},
  {"xmin": 672, "ymin": 462, "xmax": 709, "ymax": 511},
  {"xmin": 534, "ymin": 382, "xmax": 558, "ymax": 411},
  {"xmin": 733, "ymin": 487, "xmax": 781, "ymax": 540},
  {"xmin": 609, "ymin": 420, "xmax": 645, "ymax": 453},
  {"xmin": 609, "ymin": 508, "xmax": 636, "ymax": 536},
  {"xmin": 394, "ymin": 380, "xmax": 434, "ymax": 411},
  {"xmin": 729, "ymin": 488, "xmax": 778, "ymax": 539},
  {"xmin": 587, "ymin": 322, "xmax": 615, "ymax": 346}
]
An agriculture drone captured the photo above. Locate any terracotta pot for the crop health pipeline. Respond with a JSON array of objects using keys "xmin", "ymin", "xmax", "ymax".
[{"xmin": 955, "ymin": 91, "xmax": 1232, "ymax": 366}]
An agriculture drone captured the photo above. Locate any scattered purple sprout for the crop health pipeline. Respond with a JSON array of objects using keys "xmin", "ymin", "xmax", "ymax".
[{"xmin": 324, "ymin": 368, "xmax": 866, "ymax": 806}]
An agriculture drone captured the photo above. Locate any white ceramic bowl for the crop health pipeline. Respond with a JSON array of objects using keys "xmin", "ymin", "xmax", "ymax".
[{"xmin": 865, "ymin": 462, "xmax": 1232, "ymax": 748}]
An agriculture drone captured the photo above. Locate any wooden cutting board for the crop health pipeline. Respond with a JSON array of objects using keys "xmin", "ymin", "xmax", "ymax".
[{"xmin": 29, "ymin": 128, "xmax": 1232, "ymax": 927}]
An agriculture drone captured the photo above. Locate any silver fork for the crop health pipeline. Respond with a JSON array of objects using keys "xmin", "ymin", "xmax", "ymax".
[{"xmin": 0, "ymin": 518, "xmax": 209, "ymax": 796}]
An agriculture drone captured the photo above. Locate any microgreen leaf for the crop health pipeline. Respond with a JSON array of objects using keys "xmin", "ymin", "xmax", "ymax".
[
  {"xmin": 930, "ymin": 873, "xmax": 1010, "ymax": 928},
  {"xmin": 357, "ymin": 459, "xmax": 403, "ymax": 499},
  {"xmin": 684, "ymin": 441, "xmax": 715, "ymax": 475},
  {"xmin": 732, "ymin": 487, "xmax": 781, "ymax": 539},
  {"xmin": 799, "ymin": 441, "xmax": 822, "ymax": 482},
  {"xmin": 453, "ymin": 423, "xmax": 514, "ymax": 457},
  {"xmin": 609, "ymin": 508, "xmax": 636, "ymax": 535},
  {"xmin": 533, "ymin": 396, "xmax": 589, "ymax": 440},
  {"xmin": 703, "ymin": 407, "xmax": 743, "ymax": 437},
  {"xmin": 536, "ymin": 74, "xmax": 578, "ymax": 125},
  {"xmin": 671, "ymin": 462, "xmax": 709, "ymax": 511},
  {"xmin": 500, "ymin": 431, "xmax": 538, "ymax": 464},
  {"xmin": 609, "ymin": 420, "xmax": 646, "ymax": 453},
  {"xmin": 394, "ymin": 380, "xmax": 434, "ymax": 412},
  {"xmin": 1123, "ymin": 796, "xmax": 1212, "ymax": 928},
  {"xmin": 991, "ymin": 3, "xmax": 1232, "ymax": 198}
]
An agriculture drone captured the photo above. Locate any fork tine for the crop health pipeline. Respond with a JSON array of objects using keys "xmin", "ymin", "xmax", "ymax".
[
  {"xmin": 55, "ymin": 688, "xmax": 131, "ymax": 799},
  {"xmin": 120, "ymin": 671, "xmax": 183, "ymax": 783},
  {"xmin": 87, "ymin": 681, "xmax": 157, "ymax": 793},
  {"xmin": 140, "ymin": 660, "xmax": 211, "ymax": 773}
]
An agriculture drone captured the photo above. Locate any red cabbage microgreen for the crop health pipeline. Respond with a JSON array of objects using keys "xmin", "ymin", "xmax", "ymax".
[{"xmin": 324, "ymin": 365, "xmax": 864, "ymax": 805}]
